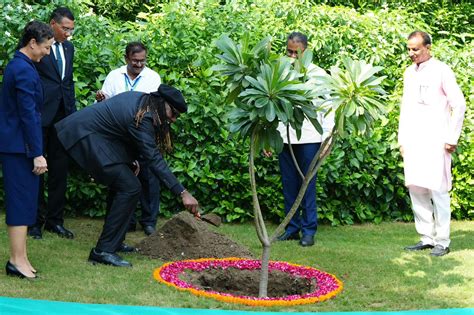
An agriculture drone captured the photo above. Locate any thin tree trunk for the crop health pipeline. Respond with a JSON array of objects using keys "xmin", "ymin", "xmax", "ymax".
[
  {"xmin": 259, "ymin": 244, "xmax": 271, "ymax": 298},
  {"xmin": 249, "ymin": 129, "xmax": 270, "ymax": 297},
  {"xmin": 287, "ymin": 125, "xmax": 304, "ymax": 180}
]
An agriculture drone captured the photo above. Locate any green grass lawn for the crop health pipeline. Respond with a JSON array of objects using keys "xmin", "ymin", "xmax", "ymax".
[{"xmin": 0, "ymin": 214, "xmax": 473, "ymax": 312}]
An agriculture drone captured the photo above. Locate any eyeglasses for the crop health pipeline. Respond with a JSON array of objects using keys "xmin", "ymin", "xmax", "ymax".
[
  {"xmin": 130, "ymin": 59, "xmax": 146, "ymax": 66},
  {"xmin": 60, "ymin": 26, "xmax": 74, "ymax": 35}
]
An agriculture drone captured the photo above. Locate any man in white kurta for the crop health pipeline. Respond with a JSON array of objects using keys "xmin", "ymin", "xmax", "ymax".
[
  {"xmin": 398, "ymin": 31, "xmax": 466, "ymax": 256},
  {"xmin": 96, "ymin": 42, "xmax": 162, "ymax": 237}
]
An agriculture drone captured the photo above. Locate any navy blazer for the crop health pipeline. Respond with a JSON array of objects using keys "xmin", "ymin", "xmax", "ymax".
[
  {"xmin": 0, "ymin": 51, "xmax": 43, "ymax": 158},
  {"xmin": 34, "ymin": 40, "xmax": 76, "ymax": 127},
  {"xmin": 55, "ymin": 92, "xmax": 185, "ymax": 195}
]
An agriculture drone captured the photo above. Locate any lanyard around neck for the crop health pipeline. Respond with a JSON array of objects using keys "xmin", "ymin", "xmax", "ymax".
[{"xmin": 124, "ymin": 73, "xmax": 142, "ymax": 91}]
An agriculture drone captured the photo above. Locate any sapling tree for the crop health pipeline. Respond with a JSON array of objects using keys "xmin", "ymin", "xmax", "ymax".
[{"xmin": 212, "ymin": 34, "xmax": 386, "ymax": 297}]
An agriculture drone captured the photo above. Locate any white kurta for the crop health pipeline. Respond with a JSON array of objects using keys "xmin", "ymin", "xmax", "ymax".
[{"xmin": 398, "ymin": 58, "xmax": 466, "ymax": 192}]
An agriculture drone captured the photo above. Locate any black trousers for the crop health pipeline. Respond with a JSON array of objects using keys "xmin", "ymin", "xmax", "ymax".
[
  {"xmin": 36, "ymin": 108, "xmax": 69, "ymax": 227},
  {"xmin": 129, "ymin": 159, "xmax": 161, "ymax": 228},
  {"xmin": 95, "ymin": 164, "xmax": 141, "ymax": 253}
]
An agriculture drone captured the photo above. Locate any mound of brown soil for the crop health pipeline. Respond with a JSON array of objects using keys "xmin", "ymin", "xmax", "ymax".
[{"xmin": 138, "ymin": 211, "xmax": 254, "ymax": 261}]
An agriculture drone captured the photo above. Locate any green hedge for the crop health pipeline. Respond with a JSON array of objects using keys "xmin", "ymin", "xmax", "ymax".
[{"xmin": 0, "ymin": 0, "xmax": 472, "ymax": 223}]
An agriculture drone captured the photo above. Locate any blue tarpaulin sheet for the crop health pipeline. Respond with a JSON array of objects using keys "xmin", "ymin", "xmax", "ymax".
[{"xmin": 0, "ymin": 297, "xmax": 473, "ymax": 315}]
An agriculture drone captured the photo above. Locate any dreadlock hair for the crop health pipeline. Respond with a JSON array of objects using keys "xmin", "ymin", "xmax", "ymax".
[{"xmin": 135, "ymin": 94, "xmax": 173, "ymax": 154}]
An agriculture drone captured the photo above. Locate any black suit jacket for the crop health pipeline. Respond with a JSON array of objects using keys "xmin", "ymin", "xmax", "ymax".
[
  {"xmin": 55, "ymin": 91, "xmax": 185, "ymax": 195},
  {"xmin": 35, "ymin": 40, "xmax": 76, "ymax": 127}
]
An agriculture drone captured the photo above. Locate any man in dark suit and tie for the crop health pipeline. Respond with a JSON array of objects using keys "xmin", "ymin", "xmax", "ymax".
[
  {"xmin": 55, "ymin": 85, "xmax": 200, "ymax": 267},
  {"xmin": 29, "ymin": 7, "xmax": 76, "ymax": 240}
]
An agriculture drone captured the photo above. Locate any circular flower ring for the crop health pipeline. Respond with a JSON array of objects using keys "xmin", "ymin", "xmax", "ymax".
[{"xmin": 153, "ymin": 257, "xmax": 343, "ymax": 307}]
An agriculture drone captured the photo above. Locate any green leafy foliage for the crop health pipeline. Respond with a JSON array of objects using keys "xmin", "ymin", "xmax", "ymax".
[
  {"xmin": 213, "ymin": 35, "xmax": 328, "ymax": 155},
  {"xmin": 318, "ymin": 58, "xmax": 386, "ymax": 137}
]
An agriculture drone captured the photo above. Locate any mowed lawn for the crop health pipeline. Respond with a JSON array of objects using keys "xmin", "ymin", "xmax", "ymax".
[{"xmin": 0, "ymin": 213, "xmax": 472, "ymax": 312}]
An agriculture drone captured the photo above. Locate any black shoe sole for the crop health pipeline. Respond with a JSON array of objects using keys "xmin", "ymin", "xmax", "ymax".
[
  {"xmin": 404, "ymin": 245, "xmax": 434, "ymax": 251},
  {"xmin": 277, "ymin": 234, "xmax": 300, "ymax": 241},
  {"xmin": 88, "ymin": 258, "xmax": 132, "ymax": 267},
  {"xmin": 430, "ymin": 248, "xmax": 450, "ymax": 256}
]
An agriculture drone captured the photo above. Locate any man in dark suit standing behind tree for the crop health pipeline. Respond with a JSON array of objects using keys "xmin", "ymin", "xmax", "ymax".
[{"xmin": 28, "ymin": 7, "xmax": 76, "ymax": 240}]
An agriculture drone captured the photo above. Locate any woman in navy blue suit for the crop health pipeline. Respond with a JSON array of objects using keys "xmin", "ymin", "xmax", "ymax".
[{"xmin": 0, "ymin": 21, "xmax": 53, "ymax": 279}]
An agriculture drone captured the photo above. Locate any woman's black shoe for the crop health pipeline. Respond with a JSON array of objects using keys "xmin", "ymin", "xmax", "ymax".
[{"xmin": 5, "ymin": 261, "xmax": 37, "ymax": 279}]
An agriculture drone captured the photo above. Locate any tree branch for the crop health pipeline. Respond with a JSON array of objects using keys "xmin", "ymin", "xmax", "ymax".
[{"xmin": 287, "ymin": 125, "xmax": 304, "ymax": 180}]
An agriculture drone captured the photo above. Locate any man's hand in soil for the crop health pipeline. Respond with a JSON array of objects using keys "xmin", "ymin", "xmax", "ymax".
[{"xmin": 181, "ymin": 190, "xmax": 200, "ymax": 218}]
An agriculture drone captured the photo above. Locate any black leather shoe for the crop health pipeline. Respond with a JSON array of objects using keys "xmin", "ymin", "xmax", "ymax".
[
  {"xmin": 28, "ymin": 226, "xmax": 43, "ymax": 240},
  {"xmin": 117, "ymin": 243, "xmax": 138, "ymax": 253},
  {"xmin": 5, "ymin": 261, "xmax": 37, "ymax": 279},
  {"xmin": 277, "ymin": 232, "xmax": 300, "ymax": 241},
  {"xmin": 88, "ymin": 248, "xmax": 132, "ymax": 267},
  {"xmin": 143, "ymin": 225, "xmax": 156, "ymax": 236},
  {"xmin": 404, "ymin": 241, "xmax": 434, "ymax": 251},
  {"xmin": 299, "ymin": 235, "xmax": 315, "ymax": 247},
  {"xmin": 430, "ymin": 245, "xmax": 450, "ymax": 256},
  {"xmin": 44, "ymin": 224, "xmax": 74, "ymax": 239}
]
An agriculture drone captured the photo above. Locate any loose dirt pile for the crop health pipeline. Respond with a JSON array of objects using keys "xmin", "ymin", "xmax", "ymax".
[
  {"xmin": 139, "ymin": 212, "xmax": 317, "ymax": 299},
  {"xmin": 138, "ymin": 211, "xmax": 254, "ymax": 261}
]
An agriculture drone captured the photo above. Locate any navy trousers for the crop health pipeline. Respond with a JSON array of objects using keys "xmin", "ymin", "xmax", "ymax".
[{"xmin": 278, "ymin": 142, "xmax": 320, "ymax": 237}]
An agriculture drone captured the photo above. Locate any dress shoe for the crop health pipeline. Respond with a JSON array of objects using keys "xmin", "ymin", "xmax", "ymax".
[
  {"xmin": 299, "ymin": 235, "xmax": 315, "ymax": 247},
  {"xmin": 404, "ymin": 241, "xmax": 434, "ymax": 251},
  {"xmin": 44, "ymin": 224, "xmax": 74, "ymax": 239},
  {"xmin": 5, "ymin": 261, "xmax": 37, "ymax": 279},
  {"xmin": 143, "ymin": 225, "xmax": 156, "ymax": 236},
  {"xmin": 430, "ymin": 245, "xmax": 450, "ymax": 256},
  {"xmin": 88, "ymin": 248, "xmax": 132, "ymax": 267},
  {"xmin": 28, "ymin": 226, "xmax": 43, "ymax": 240},
  {"xmin": 117, "ymin": 243, "xmax": 138, "ymax": 253},
  {"xmin": 277, "ymin": 232, "xmax": 300, "ymax": 241}
]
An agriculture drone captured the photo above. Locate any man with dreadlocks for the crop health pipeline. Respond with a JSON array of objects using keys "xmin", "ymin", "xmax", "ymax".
[{"xmin": 55, "ymin": 84, "xmax": 199, "ymax": 267}]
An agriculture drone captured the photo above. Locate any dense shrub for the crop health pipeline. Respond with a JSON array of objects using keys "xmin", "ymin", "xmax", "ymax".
[{"xmin": 0, "ymin": 0, "xmax": 472, "ymax": 222}]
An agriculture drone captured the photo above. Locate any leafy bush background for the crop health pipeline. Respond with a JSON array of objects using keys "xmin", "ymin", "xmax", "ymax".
[{"xmin": 0, "ymin": 0, "xmax": 472, "ymax": 223}]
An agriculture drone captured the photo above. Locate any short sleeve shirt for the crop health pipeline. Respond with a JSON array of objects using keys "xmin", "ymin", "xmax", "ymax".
[{"xmin": 101, "ymin": 65, "xmax": 161, "ymax": 98}]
